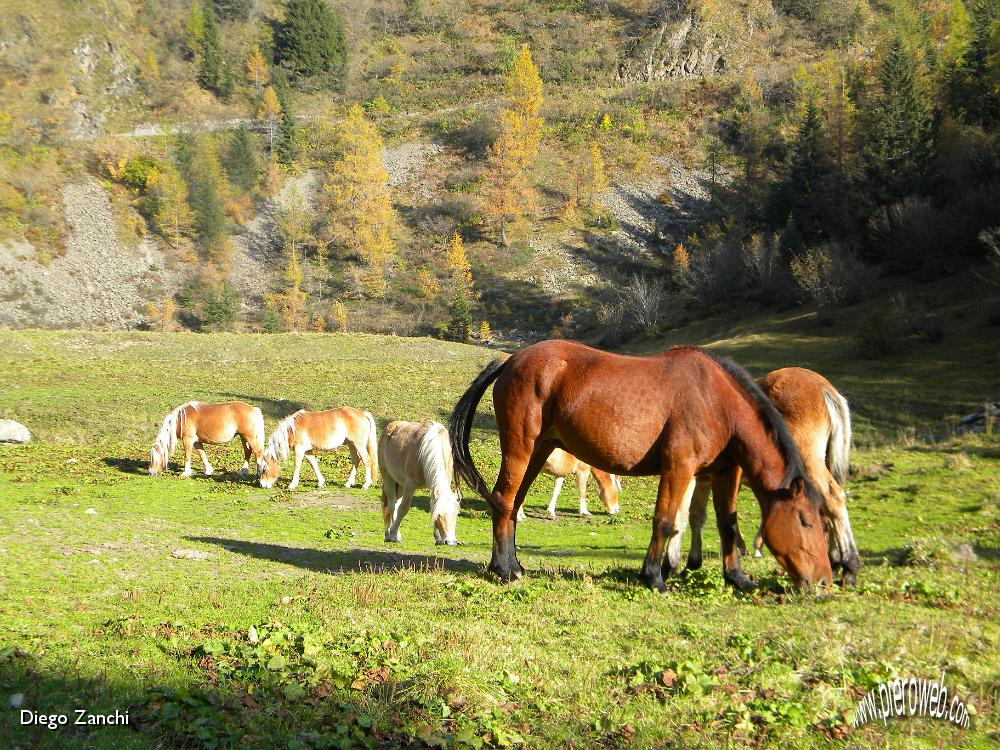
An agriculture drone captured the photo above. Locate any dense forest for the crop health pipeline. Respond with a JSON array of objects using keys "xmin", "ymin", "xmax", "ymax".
[{"xmin": 1, "ymin": 0, "xmax": 999, "ymax": 342}]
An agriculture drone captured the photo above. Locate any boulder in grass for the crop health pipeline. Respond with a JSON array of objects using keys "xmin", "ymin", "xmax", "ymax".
[{"xmin": 0, "ymin": 420, "xmax": 30, "ymax": 444}]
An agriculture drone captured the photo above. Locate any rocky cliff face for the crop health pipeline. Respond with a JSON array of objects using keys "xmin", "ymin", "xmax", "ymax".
[{"xmin": 618, "ymin": 13, "xmax": 728, "ymax": 81}]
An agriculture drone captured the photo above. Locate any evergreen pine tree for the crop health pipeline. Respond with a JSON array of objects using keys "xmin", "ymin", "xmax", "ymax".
[
  {"xmin": 273, "ymin": 70, "xmax": 298, "ymax": 165},
  {"xmin": 863, "ymin": 36, "xmax": 934, "ymax": 204},
  {"xmin": 197, "ymin": 1, "xmax": 232, "ymax": 99},
  {"xmin": 225, "ymin": 124, "xmax": 260, "ymax": 191},
  {"xmin": 275, "ymin": 0, "xmax": 348, "ymax": 89},
  {"xmin": 447, "ymin": 286, "xmax": 472, "ymax": 342},
  {"xmin": 187, "ymin": 138, "xmax": 232, "ymax": 266},
  {"xmin": 951, "ymin": 0, "xmax": 1000, "ymax": 124}
]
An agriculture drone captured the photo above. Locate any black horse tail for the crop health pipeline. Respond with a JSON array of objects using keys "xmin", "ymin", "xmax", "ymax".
[{"xmin": 449, "ymin": 357, "xmax": 508, "ymax": 500}]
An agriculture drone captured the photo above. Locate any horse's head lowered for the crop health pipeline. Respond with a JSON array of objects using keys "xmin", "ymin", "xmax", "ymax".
[
  {"xmin": 431, "ymin": 482, "xmax": 461, "ymax": 546},
  {"xmin": 760, "ymin": 477, "xmax": 833, "ymax": 588},
  {"xmin": 596, "ymin": 472, "xmax": 622, "ymax": 515},
  {"xmin": 257, "ymin": 451, "xmax": 281, "ymax": 488},
  {"xmin": 148, "ymin": 443, "xmax": 167, "ymax": 476}
]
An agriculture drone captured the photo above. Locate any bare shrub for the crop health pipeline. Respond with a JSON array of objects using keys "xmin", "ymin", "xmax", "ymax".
[
  {"xmin": 674, "ymin": 240, "xmax": 742, "ymax": 307},
  {"xmin": 597, "ymin": 274, "xmax": 664, "ymax": 343},
  {"xmin": 789, "ymin": 243, "xmax": 862, "ymax": 321}
]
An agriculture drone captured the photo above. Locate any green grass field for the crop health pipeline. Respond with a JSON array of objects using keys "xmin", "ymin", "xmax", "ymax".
[{"xmin": 0, "ymin": 329, "xmax": 997, "ymax": 749}]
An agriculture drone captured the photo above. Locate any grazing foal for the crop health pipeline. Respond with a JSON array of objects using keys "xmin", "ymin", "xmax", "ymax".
[
  {"xmin": 148, "ymin": 401, "xmax": 264, "ymax": 478},
  {"xmin": 257, "ymin": 407, "xmax": 379, "ymax": 490},
  {"xmin": 379, "ymin": 421, "xmax": 461, "ymax": 546}
]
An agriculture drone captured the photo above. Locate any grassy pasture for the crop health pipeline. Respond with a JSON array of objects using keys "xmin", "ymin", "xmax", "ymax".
[{"xmin": 0, "ymin": 329, "xmax": 997, "ymax": 749}]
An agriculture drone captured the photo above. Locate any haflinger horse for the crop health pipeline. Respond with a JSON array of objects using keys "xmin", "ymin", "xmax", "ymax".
[
  {"xmin": 257, "ymin": 407, "xmax": 379, "ymax": 490},
  {"xmin": 148, "ymin": 401, "xmax": 265, "ymax": 478},
  {"xmin": 515, "ymin": 448, "xmax": 621, "ymax": 521},
  {"xmin": 686, "ymin": 367, "xmax": 860, "ymax": 583},
  {"xmin": 450, "ymin": 342, "xmax": 833, "ymax": 592},
  {"xmin": 379, "ymin": 420, "xmax": 461, "ymax": 546}
]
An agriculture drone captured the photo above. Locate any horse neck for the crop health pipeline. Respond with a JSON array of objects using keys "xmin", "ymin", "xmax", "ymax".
[{"xmin": 727, "ymin": 394, "xmax": 789, "ymax": 495}]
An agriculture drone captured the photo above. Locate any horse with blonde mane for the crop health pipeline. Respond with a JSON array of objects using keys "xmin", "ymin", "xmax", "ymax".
[
  {"xmin": 516, "ymin": 448, "xmax": 621, "ymax": 521},
  {"xmin": 257, "ymin": 407, "xmax": 379, "ymax": 490},
  {"xmin": 686, "ymin": 366, "xmax": 860, "ymax": 584},
  {"xmin": 148, "ymin": 401, "xmax": 265, "ymax": 478},
  {"xmin": 379, "ymin": 421, "xmax": 461, "ymax": 546}
]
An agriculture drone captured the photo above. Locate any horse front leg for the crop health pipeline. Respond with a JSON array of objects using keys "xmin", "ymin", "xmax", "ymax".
[
  {"xmin": 824, "ymin": 479, "xmax": 861, "ymax": 585},
  {"xmin": 196, "ymin": 443, "xmax": 213, "ymax": 476},
  {"xmin": 711, "ymin": 466, "xmax": 755, "ymax": 592},
  {"xmin": 545, "ymin": 476, "xmax": 564, "ymax": 519},
  {"xmin": 646, "ymin": 473, "xmax": 697, "ymax": 590},
  {"xmin": 685, "ymin": 478, "xmax": 711, "ymax": 571},
  {"xmin": 239, "ymin": 438, "xmax": 252, "ymax": 477},
  {"xmin": 576, "ymin": 470, "xmax": 591, "ymax": 518},
  {"xmin": 305, "ymin": 453, "xmax": 325, "ymax": 488},
  {"xmin": 181, "ymin": 437, "xmax": 196, "ymax": 478},
  {"xmin": 288, "ymin": 447, "xmax": 305, "ymax": 489},
  {"xmin": 354, "ymin": 441, "xmax": 373, "ymax": 490},
  {"xmin": 382, "ymin": 476, "xmax": 402, "ymax": 542},
  {"xmin": 490, "ymin": 439, "xmax": 554, "ymax": 581}
]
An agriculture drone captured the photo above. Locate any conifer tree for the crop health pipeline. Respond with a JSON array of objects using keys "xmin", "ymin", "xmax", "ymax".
[
  {"xmin": 197, "ymin": 1, "xmax": 232, "ymax": 99},
  {"xmin": 225, "ymin": 124, "xmax": 259, "ymax": 191},
  {"xmin": 505, "ymin": 44, "xmax": 544, "ymax": 167},
  {"xmin": 146, "ymin": 166, "xmax": 194, "ymax": 245},
  {"xmin": 863, "ymin": 36, "xmax": 933, "ymax": 204},
  {"xmin": 275, "ymin": 0, "xmax": 348, "ymax": 89},
  {"xmin": 273, "ymin": 70, "xmax": 298, "ymax": 164},
  {"xmin": 187, "ymin": 137, "xmax": 232, "ymax": 266},
  {"xmin": 447, "ymin": 286, "xmax": 472, "ymax": 342},
  {"xmin": 586, "ymin": 142, "xmax": 607, "ymax": 208},
  {"xmin": 446, "ymin": 231, "xmax": 473, "ymax": 289},
  {"xmin": 185, "ymin": 3, "xmax": 205, "ymax": 57},
  {"xmin": 321, "ymin": 105, "xmax": 399, "ymax": 293}
]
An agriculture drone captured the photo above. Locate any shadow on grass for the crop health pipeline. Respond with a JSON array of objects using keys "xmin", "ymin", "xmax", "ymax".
[
  {"xmin": 187, "ymin": 536, "xmax": 484, "ymax": 576},
  {"xmin": 101, "ymin": 457, "xmax": 258, "ymax": 484}
]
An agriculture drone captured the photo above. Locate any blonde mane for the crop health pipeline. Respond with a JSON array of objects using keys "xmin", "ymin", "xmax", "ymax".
[
  {"xmin": 264, "ymin": 411, "xmax": 302, "ymax": 463},
  {"xmin": 417, "ymin": 422, "xmax": 459, "ymax": 520},
  {"xmin": 152, "ymin": 401, "xmax": 199, "ymax": 460}
]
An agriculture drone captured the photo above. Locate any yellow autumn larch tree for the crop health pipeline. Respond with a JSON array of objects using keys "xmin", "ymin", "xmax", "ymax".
[
  {"xmin": 246, "ymin": 46, "xmax": 269, "ymax": 93},
  {"xmin": 321, "ymin": 104, "xmax": 399, "ymax": 297},
  {"xmin": 482, "ymin": 44, "xmax": 543, "ymax": 245}
]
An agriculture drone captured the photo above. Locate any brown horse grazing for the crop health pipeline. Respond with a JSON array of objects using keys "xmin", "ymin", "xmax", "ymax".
[
  {"xmin": 450, "ymin": 342, "xmax": 833, "ymax": 592},
  {"xmin": 515, "ymin": 448, "xmax": 621, "ymax": 521},
  {"xmin": 686, "ymin": 367, "xmax": 860, "ymax": 583},
  {"xmin": 149, "ymin": 401, "xmax": 265, "ymax": 478},
  {"xmin": 257, "ymin": 407, "xmax": 379, "ymax": 490}
]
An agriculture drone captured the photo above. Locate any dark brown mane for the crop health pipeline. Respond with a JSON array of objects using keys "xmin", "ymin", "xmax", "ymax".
[{"xmin": 682, "ymin": 347, "xmax": 821, "ymax": 505}]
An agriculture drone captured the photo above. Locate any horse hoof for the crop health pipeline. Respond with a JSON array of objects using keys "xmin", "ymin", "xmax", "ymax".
[
  {"xmin": 725, "ymin": 572, "xmax": 756, "ymax": 593},
  {"xmin": 580, "ymin": 512, "xmax": 592, "ymax": 519},
  {"xmin": 753, "ymin": 550, "xmax": 763, "ymax": 559},
  {"xmin": 317, "ymin": 482, "xmax": 325, "ymax": 489},
  {"xmin": 361, "ymin": 483, "xmax": 371, "ymax": 490},
  {"xmin": 685, "ymin": 555, "xmax": 703, "ymax": 571},
  {"xmin": 238, "ymin": 468, "xmax": 248, "ymax": 477},
  {"xmin": 546, "ymin": 512, "xmax": 556, "ymax": 521}
]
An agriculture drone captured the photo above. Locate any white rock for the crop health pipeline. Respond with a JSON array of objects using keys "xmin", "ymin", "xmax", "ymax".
[
  {"xmin": 84, "ymin": 508, "xmax": 97, "ymax": 515},
  {"xmin": 9, "ymin": 693, "xmax": 24, "ymax": 708},
  {"xmin": 0, "ymin": 420, "xmax": 31, "ymax": 443},
  {"xmin": 171, "ymin": 549, "xmax": 210, "ymax": 561}
]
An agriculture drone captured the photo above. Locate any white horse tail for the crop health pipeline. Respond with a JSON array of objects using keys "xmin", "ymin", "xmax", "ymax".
[
  {"xmin": 364, "ymin": 411, "xmax": 380, "ymax": 483},
  {"xmin": 251, "ymin": 407, "xmax": 266, "ymax": 456},
  {"xmin": 266, "ymin": 410, "xmax": 300, "ymax": 463},
  {"xmin": 823, "ymin": 387, "xmax": 852, "ymax": 486},
  {"xmin": 418, "ymin": 422, "xmax": 457, "ymax": 514}
]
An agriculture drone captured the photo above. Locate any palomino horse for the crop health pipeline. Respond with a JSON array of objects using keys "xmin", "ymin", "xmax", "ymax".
[
  {"xmin": 148, "ymin": 401, "xmax": 264, "ymax": 478},
  {"xmin": 515, "ymin": 448, "xmax": 622, "ymax": 521},
  {"xmin": 686, "ymin": 367, "xmax": 860, "ymax": 583},
  {"xmin": 450, "ymin": 343, "xmax": 832, "ymax": 592},
  {"xmin": 257, "ymin": 407, "xmax": 379, "ymax": 490},
  {"xmin": 379, "ymin": 421, "xmax": 461, "ymax": 545}
]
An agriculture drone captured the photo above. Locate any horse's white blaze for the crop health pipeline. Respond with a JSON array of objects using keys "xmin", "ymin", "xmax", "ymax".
[{"xmin": 665, "ymin": 479, "xmax": 696, "ymax": 570}]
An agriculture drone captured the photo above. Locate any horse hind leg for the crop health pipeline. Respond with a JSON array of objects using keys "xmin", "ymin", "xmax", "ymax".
[
  {"xmin": 685, "ymin": 479, "xmax": 711, "ymax": 571},
  {"xmin": 490, "ymin": 438, "xmax": 555, "ymax": 582},
  {"xmin": 382, "ymin": 477, "xmax": 403, "ymax": 542},
  {"xmin": 344, "ymin": 443, "xmax": 360, "ymax": 488}
]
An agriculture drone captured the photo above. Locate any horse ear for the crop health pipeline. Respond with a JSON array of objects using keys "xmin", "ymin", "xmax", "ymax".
[{"xmin": 789, "ymin": 476, "xmax": 806, "ymax": 496}]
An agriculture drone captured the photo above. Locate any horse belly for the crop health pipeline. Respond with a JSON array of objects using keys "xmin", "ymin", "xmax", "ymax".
[{"xmin": 197, "ymin": 425, "xmax": 238, "ymax": 445}]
